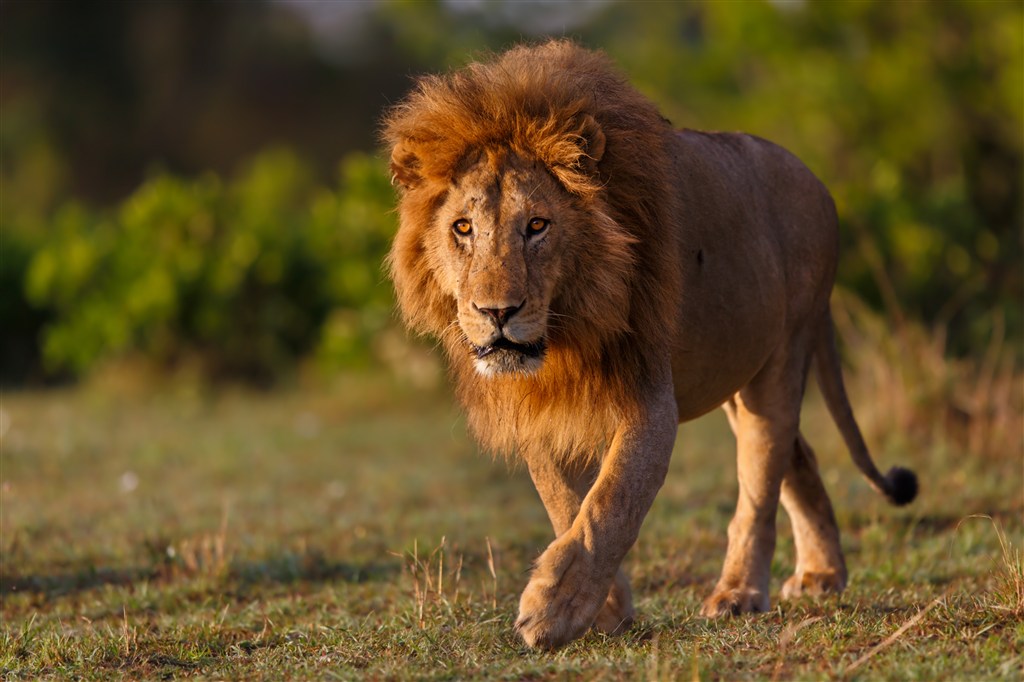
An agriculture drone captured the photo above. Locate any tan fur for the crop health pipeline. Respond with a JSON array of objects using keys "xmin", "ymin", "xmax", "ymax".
[{"xmin": 383, "ymin": 40, "xmax": 916, "ymax": 649}]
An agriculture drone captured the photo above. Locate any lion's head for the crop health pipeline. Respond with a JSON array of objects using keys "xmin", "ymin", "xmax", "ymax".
[
  {"xmin": 384, "ymin": 40, "xmax": 679, "ymax": 386},
  {"xmin": 429, "ymin": 149, "xmax": 583, "ymax": 376},
  {"xmin": 410, "ymin": 142, "xmax": 644, "ymax": 377}
]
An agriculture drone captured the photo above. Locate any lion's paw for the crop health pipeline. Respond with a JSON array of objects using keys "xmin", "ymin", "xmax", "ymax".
[
  {"xmin": 700, "ymin": 585, "xmax": 769, "ymax": 617},
  {"xmin": 592, "ymin": 571, "xmax": 635, "ymax": 635},
  {"xmin": 780, "ymin": 571, "xmax": 846, "ymax": 600},
  {"xmin": 515, "ymin": 538, "xmax": 610, "ymax": 649}
]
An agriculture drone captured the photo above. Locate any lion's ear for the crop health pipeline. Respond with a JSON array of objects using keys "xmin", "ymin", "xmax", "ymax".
[
  {"xmin": 390, "ymin": 139, "xmax": 422, "ymax": 189},
  {"xmin": 548, "ymin": 114, "xmax": 607, "ymax": 195},
  {"xmin": 577, "ymin": 114, "xmax": 606, "ymax": 173}
]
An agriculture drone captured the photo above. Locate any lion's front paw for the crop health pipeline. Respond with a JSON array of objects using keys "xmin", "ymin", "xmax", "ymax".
[
  {"xmin": 592, "ymin": 570, "xmax": 635, "ymax": 636},
  {"xmin": 515, "ymin": 538, "xmax": 610, "ymax": 649},
  {"xmin": 780, "ymin": 570, "xmax": 846, "ymax": 600},
  {"xmin": 700, "ymin": 585, "xmax": 769, "ymax": 617}
]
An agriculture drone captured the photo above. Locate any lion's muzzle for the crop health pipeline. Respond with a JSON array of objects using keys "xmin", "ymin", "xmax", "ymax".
[
  {"xmin": 472, "ymin": 336, "xmax": 547, "ymax": 376},
  {"xmin": 475, "ymin": 336, "xmax": 547, "ymax": 360}
]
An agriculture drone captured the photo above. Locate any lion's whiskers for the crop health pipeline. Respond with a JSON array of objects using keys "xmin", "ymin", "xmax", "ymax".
[{"xmin": 434, "ymin": 319, "xmax": 467, "ymax": 354}]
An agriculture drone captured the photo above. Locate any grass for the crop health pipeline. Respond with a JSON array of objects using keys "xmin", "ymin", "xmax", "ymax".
[{"xmin": 1, "ymin": 365, "xmax": 1022, "ymax": 680}]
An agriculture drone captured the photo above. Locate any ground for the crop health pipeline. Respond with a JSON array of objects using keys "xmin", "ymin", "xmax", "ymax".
[{"xmin": 1, "ymin": 372, "xmax": 1021, "ymax": 680}]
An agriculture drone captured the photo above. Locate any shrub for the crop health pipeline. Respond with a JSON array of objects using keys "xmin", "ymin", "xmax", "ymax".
[{"xmin": 25, "ymin": 148, "xmax": 397, "ymax": 382}]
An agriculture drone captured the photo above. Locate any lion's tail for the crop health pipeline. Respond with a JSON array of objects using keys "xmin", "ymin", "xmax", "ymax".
[{"xmin": 814, "ymin": 310, "xmax": 918, "ymax": 506}]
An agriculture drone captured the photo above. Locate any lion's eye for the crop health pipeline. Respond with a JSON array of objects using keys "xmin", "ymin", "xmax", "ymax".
[
  {"xmin": 527, "ymin": 217, "xmax": 550, "ymax": 236},
  {"xmin": 452, "ymin": 218, "xmax": 473, "ymax": 236}
]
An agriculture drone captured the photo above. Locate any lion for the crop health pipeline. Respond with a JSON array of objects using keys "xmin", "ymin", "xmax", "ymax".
[{"xmin": 383, "ymin": 40, "xmax": 918, "ymax": 649}]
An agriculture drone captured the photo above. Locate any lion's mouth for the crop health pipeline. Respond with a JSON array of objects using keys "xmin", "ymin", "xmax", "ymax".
[{"xmin": 474, "ymin": 337, "xmax": 547, "ymax": 360}]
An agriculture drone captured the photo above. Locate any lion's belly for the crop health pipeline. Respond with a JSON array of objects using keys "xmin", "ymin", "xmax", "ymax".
[
  {"xmin": 670, "ymin": 356, "xmax": 771, "ymax": 423},
  {"xmin": 669, "ymin": 318, "xmax": 783, "ymax": 423},
  {"xmin": 667, "ymin": 229, "xmax": 789, "ymax": 422}
]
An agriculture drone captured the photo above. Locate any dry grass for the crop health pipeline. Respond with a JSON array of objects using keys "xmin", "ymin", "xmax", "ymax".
[
  {"xmin": 957, "ymin": 515, "xmax": 1024, "ymax": 618},
  {"xmin": 2, "ymin": 310, "xmax": 1022, "ymax": 679},
  {"xmin": 832, "ymin": 290, "xmax": 1021, "ymax": 464}
]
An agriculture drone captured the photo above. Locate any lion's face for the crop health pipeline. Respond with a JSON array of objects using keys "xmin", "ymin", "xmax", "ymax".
[{"xmin": 434, "ymin": 152, "xmax": 581, "ymax": 376}]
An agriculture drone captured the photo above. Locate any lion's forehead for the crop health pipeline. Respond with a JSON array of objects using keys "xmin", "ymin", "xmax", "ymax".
[
  {"xmin": 449, "ymin": 158, "xmax": 561, "ymax": 221},
  {"xmin": 450, "ymin": 167, "xmax": 501, "ymax": 213}
]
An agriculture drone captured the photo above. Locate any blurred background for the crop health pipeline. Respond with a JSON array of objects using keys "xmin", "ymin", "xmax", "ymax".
[
  {"xmin": 2, "ymin": 0, "xmax": 1021, "ymax": 410},
  {"xmin": 3, "ymin": 5, "xmax": 1022, "ymax": 674}
]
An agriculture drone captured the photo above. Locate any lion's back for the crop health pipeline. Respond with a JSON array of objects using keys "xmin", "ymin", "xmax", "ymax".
[
  {"xmin": 665, "ymin": 130, "xmax": 841, "ymax": 419},
  {"xmin": 668, "ymin": 129, "xmax": 838, "ymax": 302}
]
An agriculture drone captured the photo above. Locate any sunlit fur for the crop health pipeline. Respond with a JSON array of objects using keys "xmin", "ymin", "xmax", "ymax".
[
  {"xmin": 383, "ymin": 40, "xmax": 681, "ymax": 463},
  {"xmin": 384, "ymin": 40, "xmax": 919, "ymax": 649}
]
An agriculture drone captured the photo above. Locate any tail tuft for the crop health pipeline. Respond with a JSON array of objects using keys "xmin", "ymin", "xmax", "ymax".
[{"xmin": 884, "ymin": 466, "xmax": 918, "ymax": 506}]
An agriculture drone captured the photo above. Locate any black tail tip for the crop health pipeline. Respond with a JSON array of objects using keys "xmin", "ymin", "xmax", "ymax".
[{"xmin": 884, "ymin": 466, "xmax": 918, "ymax": 506}]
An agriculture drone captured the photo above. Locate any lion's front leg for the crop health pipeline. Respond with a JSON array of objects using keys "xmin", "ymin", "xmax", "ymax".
[
  {"xmin": 515, "ymin": 545, "xmax": 637, "ymax": 645},
  {"xmin": 522, "ymin": 449, "xmax": 634, "ymax": 638},
  {"xmin": 516, "ymin": 381, "xmax": 677, "ymax": 649},
  {"xmin": 515, "ymin": 532, "xmax": 613, "ymax": 648}
]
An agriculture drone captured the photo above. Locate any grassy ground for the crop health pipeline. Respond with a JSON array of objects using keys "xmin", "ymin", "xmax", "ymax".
[{"xmin": 1, "ymin": 371, "xmax": 1021, "ymax": 680}]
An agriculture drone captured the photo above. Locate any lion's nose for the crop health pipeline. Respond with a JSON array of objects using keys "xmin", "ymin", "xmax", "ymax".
[{"xmin": 474, "ymin": 302, "xmax": 522, "ymax": 328}]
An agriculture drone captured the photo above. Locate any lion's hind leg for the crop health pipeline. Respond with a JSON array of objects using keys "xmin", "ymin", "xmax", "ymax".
[
  {"xmin": 779, "ymin": 433, "xmax": 847, "ymax": 599},
  {"xmin": 701, "ymin": 388, "xmax": 795, "ymax": 618},
  {"xmin": 702, "ymin": 331, "xmax": 823, "ymax": 618}
]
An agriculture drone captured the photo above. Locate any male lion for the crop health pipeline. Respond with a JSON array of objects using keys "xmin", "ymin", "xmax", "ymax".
[{"xmin": 383, "ymin": 41, "xmax": 917, "ymax": 649}]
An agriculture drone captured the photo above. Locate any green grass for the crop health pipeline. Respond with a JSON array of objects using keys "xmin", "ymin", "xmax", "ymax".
[{"xmin": 1, "ymin": 372, "xmax": 1021, "ymax": 680}]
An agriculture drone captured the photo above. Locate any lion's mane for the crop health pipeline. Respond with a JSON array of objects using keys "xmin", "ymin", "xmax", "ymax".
[{"xmin": 384, "ymin": 41, "xmax": 684, "ymax": 461}]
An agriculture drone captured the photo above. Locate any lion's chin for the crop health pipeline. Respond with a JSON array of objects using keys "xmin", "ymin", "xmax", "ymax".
[{"xmin": 472, "ymin": 338, "xmax": 547, "ymax": 377}]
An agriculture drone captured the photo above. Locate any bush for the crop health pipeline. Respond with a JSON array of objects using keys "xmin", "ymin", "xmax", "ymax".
[{"xmin": 25, "ymin": 148, "xmax": 397, "ymax": 383}]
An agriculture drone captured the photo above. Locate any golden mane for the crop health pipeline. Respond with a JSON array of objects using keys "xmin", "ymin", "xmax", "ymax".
[{"xmin": 383, "ymin": 40, "xmax": 683, "ymax": 460}]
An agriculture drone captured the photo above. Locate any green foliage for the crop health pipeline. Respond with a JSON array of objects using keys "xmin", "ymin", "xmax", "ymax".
[
  {"xmin": 25, "ymin": 149, "xmax": 397, "ymax": 381},
  {"xmin": 315, "ymin": 153, "xmax": 400, "ymax": 370},
  {"xmin": 3, "ymin": 0, "xmax": 1020, "ymax": 384}
]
